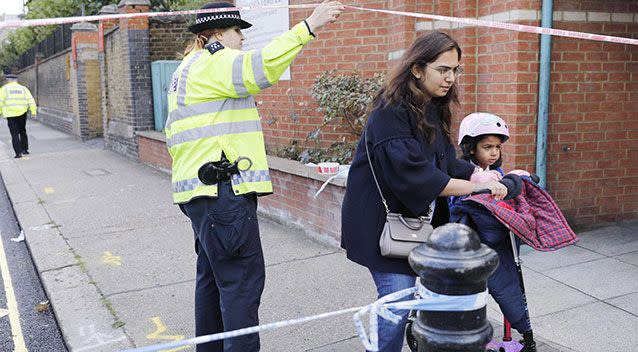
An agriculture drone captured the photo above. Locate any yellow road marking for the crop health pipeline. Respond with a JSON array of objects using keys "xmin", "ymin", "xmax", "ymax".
[
  {"xmin": 101, "ymin": 251, "xmax": 121, "ymax": 266},
  {"xmin": 0, "ymin": 308, "xmax": 8, "ymax": 318},
  {"xmin": 146, "ymin": 317, "xmax": 188, "ymax": 352},
  {"xmin": 0, "ymin": 232, "xmax": 27, "ymax": 351},
  {"xmin": 43, "ymin": 187, "xmax": 54, "ymax": 194}
]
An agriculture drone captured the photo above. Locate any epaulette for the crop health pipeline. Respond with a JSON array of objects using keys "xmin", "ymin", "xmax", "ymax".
[{"xmin": 205, "ymin": 41, "xmax": 224, "ymax": 55}]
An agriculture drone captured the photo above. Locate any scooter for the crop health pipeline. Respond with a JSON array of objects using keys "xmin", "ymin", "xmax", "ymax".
[
  {"xmin": 405, "ymin": 175, "xmax": 526, "ymax": 352},
  {"xmin": 484, "ymin": 230, "xmax": 529, "ymax": 352}
]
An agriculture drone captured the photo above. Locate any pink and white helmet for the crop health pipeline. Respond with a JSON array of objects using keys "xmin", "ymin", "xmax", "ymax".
[{"xmin": 458, "ymin": 112, "xmax": 510, "ymax": 145}]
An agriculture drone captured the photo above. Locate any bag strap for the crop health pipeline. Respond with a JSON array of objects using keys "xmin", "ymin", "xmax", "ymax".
[
  {"xmin": 364, "ymin": 129, "xmax": 390, "ymax": 215},
  {"xmin": 364, "ymin": 128, "xmax": 434, "ymax": 221}
]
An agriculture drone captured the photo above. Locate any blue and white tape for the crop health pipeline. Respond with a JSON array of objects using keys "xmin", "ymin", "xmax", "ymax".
[
  {"xmin": 353, "ymin": 282, "xmax": 487, "ymax": 351},
  {"xmin": 123, "ymin": 282, "xmax": 486, "ymax": 352}
]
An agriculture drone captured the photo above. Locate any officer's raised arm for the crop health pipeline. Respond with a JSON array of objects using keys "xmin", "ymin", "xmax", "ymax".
[{"xmin": 233, "ymin": 0, "xmax": 345, "ymax": 97}]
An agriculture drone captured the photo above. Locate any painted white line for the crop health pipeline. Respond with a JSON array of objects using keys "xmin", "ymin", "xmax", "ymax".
[{"xmin": 0, "ymin": 232, "xmax": 27, "ymax": 351}]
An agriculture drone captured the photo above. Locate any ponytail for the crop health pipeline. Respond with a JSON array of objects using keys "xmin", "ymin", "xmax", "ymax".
[
  {"xmin": 182, "ymin": 29, "xmax": 220, "ymax": 57},
  {"xmin": 183, "ymin": 35, "xmax": 207, "ymax": 57}
]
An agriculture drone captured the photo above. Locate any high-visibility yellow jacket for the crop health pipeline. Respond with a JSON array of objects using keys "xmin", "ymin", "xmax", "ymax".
[
  {"xmin": 0, "ymin": 82, "xmax": 37, "ymax": 118},
  {"xmin": 166, "ymin": 22, "xmax": 314, "ymax": 204}
]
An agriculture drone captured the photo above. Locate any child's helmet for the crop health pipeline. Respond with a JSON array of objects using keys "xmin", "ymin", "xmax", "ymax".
[{"xmin": 458, "ymin": 112, "xmax": 510, "ymax": 145}]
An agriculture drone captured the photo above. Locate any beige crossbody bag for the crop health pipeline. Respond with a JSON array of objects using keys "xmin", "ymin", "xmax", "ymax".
[{"xmin": 364, "ymin": 130, "xmax": 434, "ymax": 259}]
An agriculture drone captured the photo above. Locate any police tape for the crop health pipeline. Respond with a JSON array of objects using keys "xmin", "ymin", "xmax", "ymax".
[
  {"xmin": 345, "ymin": 5, "xmax": 638, "ymax": 46},
  {"xmin": 0, "ymin": 3, "xmax": 636, "ymax": 46},
  {"xmin": 0, "ymin": 4, "xmax": 319, "ymax": 30},
  {"xmin": 122, "ymin": 282, "xmax": 487, "ymax": 352}
]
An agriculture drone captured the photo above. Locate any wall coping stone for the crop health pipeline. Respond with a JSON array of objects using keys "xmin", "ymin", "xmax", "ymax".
[
  {"xmin": 99, "ymin": 4, "xmax": 118, "ymax": 14},
  {"xmin": 267, "ymin": 156, "xmax": 347, "ymax": 188},
  {"xmin": 118, "ymin": 0, "xmax": 151, "ymax": 7},
  {"xmin": 136, "ymin": 131, "xmax": 347, "ymax": 188},
  {"xmin": 136, "ymin": 130, "xmax": 165, "ymax": 142},
  {"xmin": 71, "ymin": 22, "xmax": 98, "ymax": 31}
]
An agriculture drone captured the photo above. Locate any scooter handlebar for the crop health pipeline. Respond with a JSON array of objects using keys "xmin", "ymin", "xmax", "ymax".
[{"xmin": 472, "ymin": 174, "xmax": 522, "ymax": 200}]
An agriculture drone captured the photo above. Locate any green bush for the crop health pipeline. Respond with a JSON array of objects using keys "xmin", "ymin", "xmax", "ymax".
[{"xmin": 274, "ymin": 70, "xmax": 385, "ymax": 165}]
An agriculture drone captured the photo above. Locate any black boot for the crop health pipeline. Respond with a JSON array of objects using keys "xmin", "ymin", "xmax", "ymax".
[{"xmin": 520, "ymin": 330, "xmax": 537, "ymax": 352}]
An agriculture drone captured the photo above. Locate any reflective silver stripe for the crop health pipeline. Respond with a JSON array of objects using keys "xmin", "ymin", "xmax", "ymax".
[
  {"xmin": 9, "ymin": 90, "xmax": 23, "ymax": 95},
  {"xmin": 3, "ymin": 103, "xmax": 29, "ymax": 107},
  {"xmin": 251, "ymin": 50, "xmax": 271, "ymax": 90},
  {"xmin": 173, "ymin": 177, "xmax": 204, "ymax": 193},
  {"xmin": 167, "ymin": 119, "xmax": 262, "ymax": 148},
  {"xmin": 177, "ymin": 51, "xmax": 204, "ymax": 107},
  {"xmin": 232, "ymin": 53, "xmax": 249, "ymax": 97},
  {"xmin": 166, "ymin": 96, "xmax": 255, "ymax": 130},
  {"xmin": 231, "ymin": 170, "xmax": 271, "ymax": 186}
]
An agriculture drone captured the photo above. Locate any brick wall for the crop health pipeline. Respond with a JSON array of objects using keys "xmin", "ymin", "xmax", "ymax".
[
  {"xmin": 407, "ymin": 0, "xmax": 637, "ymax": 225},
  {"xmin": 16, "ymin": 50, "xmax": 76, "ymax": 134},
  {"xmin": 149, "ymin": 17, "xmax": 192, "ymax": 61},
  {"xmin": 137, "ymin": 132, "xmax": 172, "ymax": 173},
  {"xmin": 103, "ymin": 27, "xmax": 131, "ymax": 156},
  {"xmin": 259, "ymin": 160, "xmax": 345, "ymax": 242},
  {"xmin": 259, "ymin": 0, "xmax": 391, "ymax": 153},
  {"xmin": 102, "ymin": 1, "xmax": 154, "ymax": 160},
  {"xmin": 71, "ymin": 25, "xmax": 103, "ymax": 140},
  {"xmin": 547, "ymin": 0, "xmax": 638, "ymax": 223}
]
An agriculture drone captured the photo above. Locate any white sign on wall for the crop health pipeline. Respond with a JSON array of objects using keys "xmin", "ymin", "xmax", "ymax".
[{"xmin": 236, "ymin": 0, "xmax": 291, "ymax": 80}]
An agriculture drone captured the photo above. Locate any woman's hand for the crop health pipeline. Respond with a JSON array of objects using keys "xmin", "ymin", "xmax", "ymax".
[
  {"xmin": 470, "ymin": 170, "xmax": 502, "ymax": 183},
  {"xmin": 305, "ymin": 1, "xmax": 345, "ymax": 33},
  {"xmin": 473, "ymin": 180, "xmax": 508, "ymax": 200}
]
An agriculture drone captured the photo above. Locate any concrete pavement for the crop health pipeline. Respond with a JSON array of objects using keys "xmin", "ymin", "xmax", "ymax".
[{"xmin": 0, "ymin": 120, "xmax": 637, "ymax": 352}]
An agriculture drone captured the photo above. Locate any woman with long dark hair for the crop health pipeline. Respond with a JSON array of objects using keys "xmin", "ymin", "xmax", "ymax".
[{"xmin": 341, "ymin": 31, "xmax": 507, "ymax": 351}]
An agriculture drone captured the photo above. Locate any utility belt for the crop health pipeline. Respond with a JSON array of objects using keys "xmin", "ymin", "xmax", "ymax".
[{"xmin": 198, "ymin": 155, "xmax": 253, "ymax": 185}]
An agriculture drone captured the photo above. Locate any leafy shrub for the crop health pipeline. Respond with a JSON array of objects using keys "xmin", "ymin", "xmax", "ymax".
[{"xmin": 273, "ymin": 70, "xmax": 385, "ymax": 164}]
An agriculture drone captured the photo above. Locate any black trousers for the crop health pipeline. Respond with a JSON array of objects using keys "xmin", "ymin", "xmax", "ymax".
[
  {"xmin": 179, "ymin": 181, "xmax": 265, "ymax": 352},
  {"xmin": 6, "ymin": 113, "xmax": 28, "ymax": 156}
]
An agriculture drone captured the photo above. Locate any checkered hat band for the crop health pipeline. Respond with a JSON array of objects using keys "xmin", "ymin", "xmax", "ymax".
[{"xmin": 196, "ymin": 13, "xmax": 241, "ymax": 24}]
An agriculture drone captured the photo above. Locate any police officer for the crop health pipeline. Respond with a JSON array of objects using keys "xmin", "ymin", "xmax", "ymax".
[
  {"xmin": 165, "ymin": 2, "xmax": 343, "ymax": 351},
  {"xmin": 0, "ymin": 74, "xmax": 37, "ymax": 158}
]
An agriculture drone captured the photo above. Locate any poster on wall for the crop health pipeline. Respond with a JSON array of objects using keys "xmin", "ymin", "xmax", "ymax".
[{"xmin": 236, "ymin": 0, "xmax": 291, "ymax": 80}]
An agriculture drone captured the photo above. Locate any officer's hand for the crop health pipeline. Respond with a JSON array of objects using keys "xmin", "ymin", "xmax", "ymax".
[{"xmin": 306, "ymin": 1, "xmax": 344, "ymax": 33}]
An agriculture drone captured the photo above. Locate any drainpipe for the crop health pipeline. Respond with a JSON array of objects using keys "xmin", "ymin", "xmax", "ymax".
[{"xmin": 535, "ymin": 0, "xmax": 553, "ymax": 189}]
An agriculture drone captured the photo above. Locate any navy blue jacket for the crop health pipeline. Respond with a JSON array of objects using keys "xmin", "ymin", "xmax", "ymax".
[{"xmin": 341, "ymin": 103, "xmax": 474, "ymax": 275}]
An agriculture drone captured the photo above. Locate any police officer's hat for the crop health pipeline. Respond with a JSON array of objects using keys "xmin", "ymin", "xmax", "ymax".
[
  {"xmin": 188, "ymin": 2, "xmax": 253, "ymax": 34},
  {"xmin": 4, "ymin": 74, "xmax": 17, "ymax": 79}
]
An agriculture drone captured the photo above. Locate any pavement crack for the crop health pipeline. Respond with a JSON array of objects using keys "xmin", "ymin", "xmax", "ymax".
[
  {"xmin": 40, "ymin": 263, "xmax": 79, "ymax": 273},
  {"xmin": 303, "ymin": 334, "xmax": 359, "ymax": 351},
  {"xmin": 265, "ymin": 251, "xmax": 341, "ymax": 268},
  {"xmin": 106, "ymin": 279, "xmax": 196, "ymax": 298}
]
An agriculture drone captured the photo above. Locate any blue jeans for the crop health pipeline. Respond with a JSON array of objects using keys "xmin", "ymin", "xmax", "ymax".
[{"xmin": 369, "ymin": 270, "xmax": 417, "ymax": 352}]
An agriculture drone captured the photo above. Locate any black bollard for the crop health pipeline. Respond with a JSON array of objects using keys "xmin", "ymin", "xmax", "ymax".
[{"xmin": 408, "ymin": 223, "xmax": 499, "ymax": 352}]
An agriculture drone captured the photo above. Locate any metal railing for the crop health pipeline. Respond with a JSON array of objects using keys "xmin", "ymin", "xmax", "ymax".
[{"xmin": 16, "ymin": 23, "xmax": 72, "ymax": 69}]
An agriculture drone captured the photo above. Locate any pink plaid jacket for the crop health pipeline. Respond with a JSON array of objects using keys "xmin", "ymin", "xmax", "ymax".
[{"xmin": 466, "ymin": 179, "xmax": 578, "ymax": 251}]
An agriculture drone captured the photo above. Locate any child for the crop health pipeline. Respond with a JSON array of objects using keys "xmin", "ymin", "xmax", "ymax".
[{"xmin": 450, "ymin": 112, "xmax": 537, "ymax": 352}]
